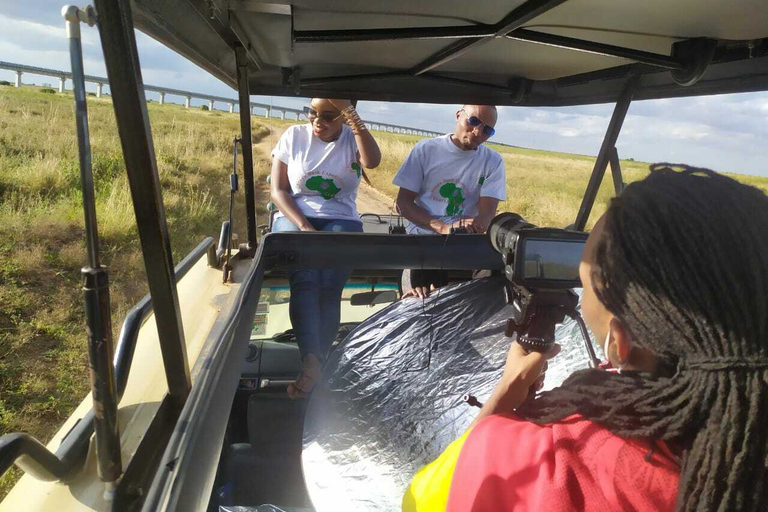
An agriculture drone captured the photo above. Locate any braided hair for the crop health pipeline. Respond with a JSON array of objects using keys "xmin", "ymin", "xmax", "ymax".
[{"xmin": 517, "ymin": 164, "xmax": 768, "ymax": 511}]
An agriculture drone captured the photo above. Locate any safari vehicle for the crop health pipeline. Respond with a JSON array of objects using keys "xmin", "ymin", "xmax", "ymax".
[{"xmin": 1, "ymin": 0, "xmax": 766, "ymax": 511}]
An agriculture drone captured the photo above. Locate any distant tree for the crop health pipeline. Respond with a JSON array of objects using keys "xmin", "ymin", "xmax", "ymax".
[
  {"xmin": 201, "ymin": 104, "xmax": 209, "ymax": 111},
  {"xmin": 0, "ymin": 80, "xmax": 10, "ymax": 86},
  {"xmin": 40, "ymin": 87, "xmax": 56, "ymax": 94},
  {"xmin": 87, "ymin": 92, "xmax": 96, "ymax": 97}
]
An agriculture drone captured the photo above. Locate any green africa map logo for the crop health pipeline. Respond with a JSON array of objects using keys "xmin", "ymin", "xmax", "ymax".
[
  {"xmin": 351, "ymin": 162, "xmax": 362, "ymax": 179},
  {"xmin": 305, "ymin": 175, "xmax": 340, "ymax": 199},
  {"xmin": 439, "ymin": 182, "xmax": 465, "ymax": 216}
]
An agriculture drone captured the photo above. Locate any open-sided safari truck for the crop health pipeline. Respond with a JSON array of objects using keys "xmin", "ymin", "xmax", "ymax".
[{"xmin": 1, "ymin": 1, "xmax": 766, "ymax": 511}]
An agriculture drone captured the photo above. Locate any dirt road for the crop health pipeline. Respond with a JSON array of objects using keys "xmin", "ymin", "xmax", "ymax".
[{"xmin": 356, "ymin": 182, "xmax": 394, "ymax": 215}]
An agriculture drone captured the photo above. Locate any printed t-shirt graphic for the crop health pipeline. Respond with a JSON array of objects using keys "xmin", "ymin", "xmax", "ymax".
[
  {"xmin": 439, "ymin": 182, "xmax": 465, "ymax": 216},
  {"xmin": 393, "ymin": 134, "xmax": 506, "ymax": 234},
  {"xmin": 305, "ymin": 175, "xmax": 341, "ymax": 199},
  {"xmin": 271, "ymin": 123, "xmax": 362, "ymax": 222}
]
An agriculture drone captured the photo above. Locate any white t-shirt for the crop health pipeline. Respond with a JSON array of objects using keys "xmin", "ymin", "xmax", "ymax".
[
  {"xmin": 393, "ymin": 134, "xmax": 506, "ymax": 234},
  {"xmin": 272, "ymin": 123, "xmax": 362, "ymax": 222}
]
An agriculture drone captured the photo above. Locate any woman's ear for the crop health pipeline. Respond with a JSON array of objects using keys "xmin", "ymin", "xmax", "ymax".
[{"xmin": 609, "ymin": 317, "xmax": 632, "ymax": 365}]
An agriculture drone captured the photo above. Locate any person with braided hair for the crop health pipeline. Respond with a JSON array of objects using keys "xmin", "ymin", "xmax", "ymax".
[
  {"xmin": 403, "ymin": 164, "xmax": 768, "ymax": 511},
  {"xmin": 270, "ymin": 98, "xmax": 381, "ymax": 398}
]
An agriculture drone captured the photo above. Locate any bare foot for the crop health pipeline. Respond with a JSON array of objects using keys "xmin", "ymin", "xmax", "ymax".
[{"xmin": 287, "ymin": 354, "xmax": 322, "ymax": 400}]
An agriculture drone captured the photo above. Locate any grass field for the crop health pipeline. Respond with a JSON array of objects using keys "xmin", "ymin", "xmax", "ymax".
[
  {"xmin": 0, "ymin": 84, "xmax": 766, "ymax": 496},
  {"xmin": 368, "ymin": 132, "xmax": 768, "ymax": 228}
]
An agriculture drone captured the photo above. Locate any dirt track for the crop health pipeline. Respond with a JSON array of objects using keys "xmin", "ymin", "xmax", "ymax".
[{"xmin": 356, "ymin": 182, "xmax": 394, "ymax": 215}]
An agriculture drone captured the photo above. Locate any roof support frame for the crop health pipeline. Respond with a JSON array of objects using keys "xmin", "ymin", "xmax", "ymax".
[
  {"xmin": 185, "ymin": 0, "xmax": 263, "ymax": 70},
  {"xmin": 293, "ymin": 23, "xmax": 684, "ymax": 73},
  {"xmin": 292, "ymin": 0, "xmax": 684, "ymax": 97},
  {"xmin": 409, "ymin": 0, "xmax": 571, "ymax": 75},
  {"xmin": 507, "ymin": 29, "xmax": 683, "ymax": 70},
  {"xmin": 300, "ymin": 70, "xmax": 525, "ymax": 97},
  {"xmin": 235, "ymin": 45, "xmax": 258, "ymax": 252},
  {"xmin": 574, "ymin": 75, "xmax": 638, "ymax": 231},
  {"xmin": 94, "ymin": 0, "xmax": 192, "ymax": 408}
]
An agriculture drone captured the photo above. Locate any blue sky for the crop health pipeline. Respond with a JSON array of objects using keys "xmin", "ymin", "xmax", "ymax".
[{"xmin": 2, "ymin": 1, "xmax": 767, "ymax": 176}]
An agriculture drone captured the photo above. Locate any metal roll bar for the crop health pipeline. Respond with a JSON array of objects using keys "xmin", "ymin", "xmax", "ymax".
[{"xmin": 0, "ymin": 237, "xmax": 214, "ymax": 483}]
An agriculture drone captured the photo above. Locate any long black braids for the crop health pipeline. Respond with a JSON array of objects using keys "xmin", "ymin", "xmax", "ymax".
[{"xmin": 516, "ymin": 164, "xmax": 768, "ymax": 511}]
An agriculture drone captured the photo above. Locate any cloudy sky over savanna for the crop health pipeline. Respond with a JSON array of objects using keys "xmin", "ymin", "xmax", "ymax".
[{"xmin": 2, "ymin": 1, "xmax": 767, "ymax": 176}]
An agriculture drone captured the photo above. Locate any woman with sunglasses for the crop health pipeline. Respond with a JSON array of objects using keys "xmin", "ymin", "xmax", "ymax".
[{"xmin": 270, "ymin": 98, "xmax": 381, "ymax": 399}]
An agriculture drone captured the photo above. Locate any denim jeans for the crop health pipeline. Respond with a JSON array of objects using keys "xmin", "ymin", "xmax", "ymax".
[{"xmin": 271, "ymin": 216, "xmax": 363, "ymax": 361}]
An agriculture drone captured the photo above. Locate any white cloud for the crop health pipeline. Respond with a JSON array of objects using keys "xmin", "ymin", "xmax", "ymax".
[{"xmin": 1, "ymin": 6, "xmax": 766, "ymax": 177}]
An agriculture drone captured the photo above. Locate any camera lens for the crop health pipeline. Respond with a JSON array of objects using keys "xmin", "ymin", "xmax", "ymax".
[{"xmin": 488, "ymin": 212, "xmax": 531, "ymax": 254}]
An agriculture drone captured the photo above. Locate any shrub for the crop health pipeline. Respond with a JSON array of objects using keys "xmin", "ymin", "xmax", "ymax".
[
  {"xmin": 40, "ymin": 88, "xmax": 56, "ymax": 94},
  {"xmin": 87, "ymin": 92, "xmax": 96, "ymax": 97},
  {"xmin": 200, "ymin": 104, "xmax": 209, "ymax": 111},
  {"xmin": 0, "ymin": 80, "xmax": 10, "ymax": 86}
]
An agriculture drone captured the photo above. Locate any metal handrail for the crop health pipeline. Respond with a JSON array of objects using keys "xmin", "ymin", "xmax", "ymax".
[{"xmin": 0, "ymin": 237, "xmax": 215, "ymax": 482}]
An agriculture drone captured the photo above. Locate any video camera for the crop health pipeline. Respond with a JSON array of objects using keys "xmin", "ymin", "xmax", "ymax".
[{"xmin": 488, "ymin": 213, "xmax": 598, "ymax": 365}]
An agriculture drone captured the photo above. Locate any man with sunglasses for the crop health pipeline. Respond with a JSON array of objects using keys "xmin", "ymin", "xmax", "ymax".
[{"xmin": 394, "ymin": 105, "xmax": 506, "ymax": 297}]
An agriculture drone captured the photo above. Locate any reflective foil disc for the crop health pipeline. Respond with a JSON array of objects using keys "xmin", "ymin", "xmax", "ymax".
[{"xmin": 302, "ymin": 278, "xmax": 593, "ymax": 511}]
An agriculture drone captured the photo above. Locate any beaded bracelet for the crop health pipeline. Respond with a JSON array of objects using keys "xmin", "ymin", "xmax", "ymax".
[{"xmin": 341, "ymin": 105, "xmax": 367, "ymax": 135}]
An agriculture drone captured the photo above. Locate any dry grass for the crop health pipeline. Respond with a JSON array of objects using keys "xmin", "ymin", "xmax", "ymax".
[
  {"xmin": 364, "ymin": 132, "xmax": 768, "ymax": 229},
  {"xmin": 0, "ymin": 86, "xmax": 272, "ymax": 496}
]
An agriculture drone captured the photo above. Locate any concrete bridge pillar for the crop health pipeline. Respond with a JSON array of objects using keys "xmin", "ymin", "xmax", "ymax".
[
  {"xmin": 14, "ymin": 70, "xmax": 22, "ymax": 87},
  {"xmin": 185, "ymin": 96, "xmax": 191, "ymax": 109},
  {"xmin": 208, "ymin": 99, "xmax": 214, "ymax": 111},
  {"xmin": 58, "ymin": 77, "xmax": 65, "ymax": 93},
  {"xmin": 96, "ymin": 83, "xmax": 103, "ymax": 97},
  {"xmin": 158, "ymin": 91, "xmax": 165, "ymax": 104},
  {"xmin": 252, "ymin": 106, "xmax": 257, "ymax": 115},
  {"xmin": 228, "ymin": 102, "xmax": 234, "ymax": 113},
  {"xmin": 265, "ymin": 107, "xmax": 270, "ymax": 118},
  {"xmin": 280, "ymin": 111, "xmax": 285, "ymax": 120}
]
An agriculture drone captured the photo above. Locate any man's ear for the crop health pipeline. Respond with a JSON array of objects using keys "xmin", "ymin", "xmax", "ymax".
[{"xmin": 609, "ymin": 317, "xmax": 632, "ymax": 365}]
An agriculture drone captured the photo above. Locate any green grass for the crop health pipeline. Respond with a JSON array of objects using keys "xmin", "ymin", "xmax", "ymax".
[{"xmin": 0, "ymin": 85, "xmax": 766, "ymax": 497}]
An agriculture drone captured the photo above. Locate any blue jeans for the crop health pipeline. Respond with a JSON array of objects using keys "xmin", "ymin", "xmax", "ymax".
[{"xmin": 272, "ymin": 216, "xmax": 363, "ymax": 361}]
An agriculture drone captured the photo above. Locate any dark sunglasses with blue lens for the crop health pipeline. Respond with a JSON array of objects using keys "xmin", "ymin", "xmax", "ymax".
[
  {"xmin": 461, "ymin": 109, "xmax": 496, "ymax": 138},
  {"xmin": 304, "ymin": 106, "xmax": 344, "ymax": 123}
]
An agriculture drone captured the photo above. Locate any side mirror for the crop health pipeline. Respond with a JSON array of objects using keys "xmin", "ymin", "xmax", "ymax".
[{"xmin": 350, "ymin": 290, "xmax": 398, "ymax": 306}]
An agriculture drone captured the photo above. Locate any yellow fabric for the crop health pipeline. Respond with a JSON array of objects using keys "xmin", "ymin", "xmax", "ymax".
[{"xmin": 402, "ymin": 428, "xmax": 473, "ymax": 512}]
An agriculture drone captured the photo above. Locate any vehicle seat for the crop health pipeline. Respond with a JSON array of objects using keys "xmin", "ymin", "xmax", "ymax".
[{"xmin": 220, "ymin": 395, "xmax": 311, "ymax": 508}]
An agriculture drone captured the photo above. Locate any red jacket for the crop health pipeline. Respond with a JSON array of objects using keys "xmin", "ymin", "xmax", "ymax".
[{"xmin": 447, "ymin": 414, "xmax": 680, "ymax": 511}]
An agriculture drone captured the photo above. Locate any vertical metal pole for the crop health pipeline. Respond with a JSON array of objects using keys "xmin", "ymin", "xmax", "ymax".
[
  {"xmin": 235, "ymin": 45, "xmax": 258, "ymax": 251},
  {"xmin": 608, "ymin": 147, "xmax": 625, "ymax": 195},
  {"xmin": 93, "ymin": 0, "xmax": 191, "ymax": 407},
  {"xmin": 574, "ymin": 77, "xmax": 636, "ymax": 231},
  {"xmin": 63, "ymin": 4, "xmax": 123, "ymax": 494}
]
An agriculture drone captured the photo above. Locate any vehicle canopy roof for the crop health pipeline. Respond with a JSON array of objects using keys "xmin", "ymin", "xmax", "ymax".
[{"xmin": 133, "ymin": 0, "xmax": 768, "ymax": 106}]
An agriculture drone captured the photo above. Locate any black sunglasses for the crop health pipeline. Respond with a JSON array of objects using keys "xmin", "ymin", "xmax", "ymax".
[
  {"xmin": 304, "ymin": 106, "xmax": 344, "ymax": 123},
  {"xmin": 461, "ymin": 109, "xmax": 496, "ymax": 137}
]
